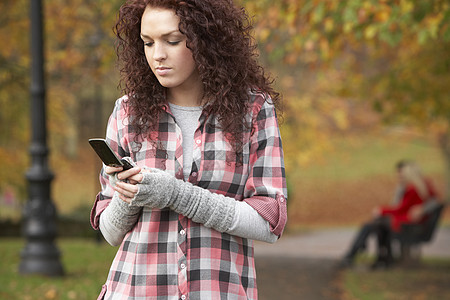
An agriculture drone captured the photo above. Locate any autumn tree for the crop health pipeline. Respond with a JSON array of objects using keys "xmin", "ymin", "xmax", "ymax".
[
  {"xmin": 0, "ymin": 0, "xmax": 30, "ymax": 195},
  {"xmin": 44, "ymin": 0, "xmax": 121, "ymax": 155},
  {"xmin": 0, "ymin": 0, "xmax": 122, "ymax": 198},
  {"xmin": 242, "ymin": 0, "xmax": 450, "ymax": 196}
]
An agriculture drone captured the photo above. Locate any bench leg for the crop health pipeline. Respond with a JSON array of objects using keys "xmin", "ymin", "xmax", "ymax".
[{"xmin": 400, "ymin": 244, "xmax": 422, "ymax": 267}]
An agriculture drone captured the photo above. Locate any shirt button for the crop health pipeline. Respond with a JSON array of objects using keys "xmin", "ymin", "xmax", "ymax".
[
  {"xmin": 180, "ymin": 229, "xmax": 186, "ymax": 236},
  {"xmin": 280, "ymin": 196, "xmax": 285, "ymax": 203},
  {"xmin": 191, "ymin": 172, "xmax": 197, "ymax": 178},
  {"xmin": 181, "ymin": 295, "xmax": 186, "ymax": 300},
  {"xmin": 195, "ymin": 139, "xmax": 201, "ymax": 145},
  {"xmin": 180, "ymin": 263, "xmax": 186, "ymax": 269}
]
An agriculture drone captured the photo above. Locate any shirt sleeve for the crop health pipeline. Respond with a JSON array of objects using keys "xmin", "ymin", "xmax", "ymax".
[
  {"xmin": 226, "ymin": 200, "xmax": 278, "ymax": 243},
  {"xmin": 243, "ymin": 95, "xmax": 288, "ymax": 237},
  {"xmin": 90, "ymin": 97, "xmax": 130, "ymax": 230}
]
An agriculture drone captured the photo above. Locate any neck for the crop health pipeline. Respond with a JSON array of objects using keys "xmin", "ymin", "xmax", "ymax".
[{"xmin": 168, "ymin": 83, "xmax": 204, "ymax": 107}]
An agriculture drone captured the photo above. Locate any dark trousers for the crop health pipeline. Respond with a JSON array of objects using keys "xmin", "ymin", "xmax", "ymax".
[{"xmin": 345, "ymin": 217, "xmax": 392, "ymax": 262}]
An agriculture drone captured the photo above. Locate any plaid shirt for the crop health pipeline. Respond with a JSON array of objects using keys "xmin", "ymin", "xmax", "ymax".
[{"xmin": 91, "ymin": 91, "xmax": 287, "ymax": 300}]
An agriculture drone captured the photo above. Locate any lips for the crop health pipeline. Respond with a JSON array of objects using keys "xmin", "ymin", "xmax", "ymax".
[{"xmin": 155, "ymin": 66, "xmax": 171, "ymax": 76}]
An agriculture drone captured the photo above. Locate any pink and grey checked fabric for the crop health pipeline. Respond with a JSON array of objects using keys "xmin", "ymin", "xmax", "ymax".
[{"xmin": 91, "ymin": 91, "xmax": 287, "ymax": 299}]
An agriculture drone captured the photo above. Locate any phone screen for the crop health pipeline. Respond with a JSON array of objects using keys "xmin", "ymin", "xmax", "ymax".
[{"xmin": 89, "ymin": 138, "xmax": 124, "ymax": 168}]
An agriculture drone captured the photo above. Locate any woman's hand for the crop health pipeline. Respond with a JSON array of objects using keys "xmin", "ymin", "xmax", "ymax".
[
  {"xmin": 127, "ymin": 168, "xmax": 177, "ymax": 209},
  {"xmin": 372, "ymin": 206, "xmax": 382, "ymax": 218},
  {"xmin": 408, "ymin": 205, "xmax": 424, "ymax": 222},
  {"xmin": 105, "ymin": 165, "xmax": 143, "ymax": 204}
]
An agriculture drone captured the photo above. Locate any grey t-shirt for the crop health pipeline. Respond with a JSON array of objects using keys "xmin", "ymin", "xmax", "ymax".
[{"xmin": 168, "ymin": 103, "xmax": 203, "ymax": 180}]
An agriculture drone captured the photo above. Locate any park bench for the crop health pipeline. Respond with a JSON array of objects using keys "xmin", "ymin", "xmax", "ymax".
[{"xmin": 392, "ymin": 203, "xmax": 445, "ymax": 264}]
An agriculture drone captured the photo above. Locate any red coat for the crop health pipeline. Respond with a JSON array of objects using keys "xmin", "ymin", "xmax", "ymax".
[{"xmin": 380, "ymin": 182, "xmax": 436, "ymax": 232}]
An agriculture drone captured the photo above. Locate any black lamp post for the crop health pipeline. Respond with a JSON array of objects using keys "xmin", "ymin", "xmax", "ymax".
[{"xmin": 19, "ymin": 0, "xmax": 64, "ymax": 276}]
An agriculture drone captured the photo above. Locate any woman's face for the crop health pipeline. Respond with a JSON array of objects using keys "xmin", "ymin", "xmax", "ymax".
[
  {"xmin": 140, "ymin": 6, "xmax": 200, "ymax": 93},
  {"xmin": 397, "ymin": 167, "xmax": 407, "ymax": 184}
]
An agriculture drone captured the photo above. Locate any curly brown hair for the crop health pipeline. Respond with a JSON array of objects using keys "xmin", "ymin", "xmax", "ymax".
[{"xmin": 115, "ymin": 0, "xmax": 281, "ymax": 152}]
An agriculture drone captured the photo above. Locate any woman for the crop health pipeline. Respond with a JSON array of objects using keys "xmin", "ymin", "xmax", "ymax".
[
  {"xmin": 90, "ymin": 0, "xmax": 287, "ymax": 299},
  {"xmin": 340, "ymin": 160, "xmax": 437, "ymax": 269},
  {"xmin": 377, "ymin": 161, "xmax": 438, "ymax": 232}
]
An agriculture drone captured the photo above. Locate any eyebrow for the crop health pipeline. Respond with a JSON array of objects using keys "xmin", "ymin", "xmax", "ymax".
[{"xmin": 140, "ymin": 30, "xmax": 182, "ymax": 39}]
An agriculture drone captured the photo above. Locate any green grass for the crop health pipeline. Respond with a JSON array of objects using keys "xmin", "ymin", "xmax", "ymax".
[
  {"xmin": 289, "ymin": 133, "xmax": 444, "ymax": 182},
  {"xmin": 0, "ymin": 238, "xmax": 117, "ymax": 300},
  {"xmin": 342, "ymin": 258, "xmax": 450, "ymax": 300}
]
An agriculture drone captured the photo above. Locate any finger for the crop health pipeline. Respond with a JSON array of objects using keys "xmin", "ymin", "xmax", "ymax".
[
  {"xmin": 117, "ymin": 192, "xmax": 131, "ymax": 204},
  {"xmin": 128, "ymin": 173, "xmax": 144, "ymax": 184},
  {"xmin": 116, "ymin": 181, "xmax": 138, "ymax": 197},
  {"xmin": 117, "ymin": 166, "xmax": 141, "ymax": 180},
  {"xmin": 128, "ymin": 178, "xmax": 140, "ymax": 185},
  {"xmin": 114, "ymin": 182, "xmax": 138, "ymax": 199},
  {"xmin": 105, "ymin": 165, "xmax": 123, "ymax": 175}
]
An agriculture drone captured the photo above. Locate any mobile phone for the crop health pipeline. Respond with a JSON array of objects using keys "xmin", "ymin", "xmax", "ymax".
[{"xmin": 88, "ymin": 138, "xmax": 134, "ymax": 170}]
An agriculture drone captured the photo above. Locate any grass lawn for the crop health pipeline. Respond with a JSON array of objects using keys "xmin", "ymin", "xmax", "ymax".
[
  {"xmin": 289, "ymin": 133, "xmax": 444, "ymax": 182},
  {"xmin": 0, "ymin": 238, "xmax": 117, "ymax": 300},
  {"xmin": 341, "ymin": 258, "xmax": 450, "ymax": 300}
]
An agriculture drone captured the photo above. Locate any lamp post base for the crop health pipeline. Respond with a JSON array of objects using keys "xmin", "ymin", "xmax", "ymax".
[
  {"xmin": 19, "ymin": 170, "xmax": 64, "ymax": 277},
  {"xmin": 19, "ymin": 239, "xmax": 64, "ymax": 276}
]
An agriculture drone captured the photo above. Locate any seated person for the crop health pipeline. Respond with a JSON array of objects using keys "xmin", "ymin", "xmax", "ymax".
[{"xmin": 340, "ymin": 160, "xmax": 438, "ymax": 269}]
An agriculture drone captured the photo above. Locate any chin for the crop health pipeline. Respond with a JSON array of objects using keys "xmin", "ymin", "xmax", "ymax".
[{"xmin": 156, "ymin": 78, "xmax": 177, "ymax": 88}]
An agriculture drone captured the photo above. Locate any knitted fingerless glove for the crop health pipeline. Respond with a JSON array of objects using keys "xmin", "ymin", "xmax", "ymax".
[{"xmin": 130, "ymin": 168, "xmax": 236, "ymax": 233}]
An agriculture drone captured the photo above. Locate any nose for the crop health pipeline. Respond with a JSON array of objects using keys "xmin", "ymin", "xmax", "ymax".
[{"xmin": 153, "ymin": 42, "xmax": 167, "ymax": 62}]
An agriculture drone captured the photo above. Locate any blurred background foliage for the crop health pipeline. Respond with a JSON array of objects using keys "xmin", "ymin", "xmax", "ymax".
[
  {"xmin": 0, "ymin": 0, "xmax": 449, "ymax": 228},
  {"xmin": 245, "ymin": 0, "xmax": 450, "ymax": 181}
]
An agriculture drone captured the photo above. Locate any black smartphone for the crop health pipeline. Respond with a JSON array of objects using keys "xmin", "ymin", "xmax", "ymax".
[{"xmin": 88, "ymin": 138, "xmax": 134, "ymax": 170}]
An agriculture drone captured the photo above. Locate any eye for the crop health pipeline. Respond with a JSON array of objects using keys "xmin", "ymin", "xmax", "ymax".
[
  {"xmin": 167, "ymin": 41, "xmax": 181, "ymax": 46},
  {"xmin": 144, "ymin": 41, "xmax": 154, "ymax": 47}
]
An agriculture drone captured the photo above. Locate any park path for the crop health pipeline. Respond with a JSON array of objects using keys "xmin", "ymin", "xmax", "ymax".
[{"xmin": 253, "ymin": 226, "xmax": 450, "ymax": 300}]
